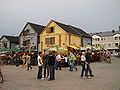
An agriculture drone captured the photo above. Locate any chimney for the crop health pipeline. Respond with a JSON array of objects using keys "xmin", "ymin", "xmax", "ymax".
[{"xmin": 119, "ymin": 26, "xmax": 120, "ymax": 31}]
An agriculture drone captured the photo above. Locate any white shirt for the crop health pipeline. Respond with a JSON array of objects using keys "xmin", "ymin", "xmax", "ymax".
[
  {"xmin": 37, "ymin": 56, "xmax": 43, "ymax": 66},
  {"xmin": 56, "ymin": 54, "xmax": 61, "ymax": 61},
  {"xmin": 81, "ymin": 55, "xmax": 86, "ymax": 61},
  {"xmin": 64, "ymin": 57, "xmax": 68, "ymax": 62}
]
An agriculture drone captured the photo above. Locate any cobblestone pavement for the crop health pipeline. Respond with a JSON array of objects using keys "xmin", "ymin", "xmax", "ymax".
[{"xmin": 0, "ymin": 57, "xmax": 120, "ymax": 90}]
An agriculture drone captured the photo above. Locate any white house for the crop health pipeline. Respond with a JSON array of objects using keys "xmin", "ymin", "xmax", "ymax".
[
  {"xmin": 19, "ymin": 22, "xmax": 45, "ymax": 51},
  {"xmin": 0, "ymin": 35, "xmax": 19, "ymax": 49},
  {"xmin": 91, "ymin": 30, "xmax": 120, "ymax": 53}
]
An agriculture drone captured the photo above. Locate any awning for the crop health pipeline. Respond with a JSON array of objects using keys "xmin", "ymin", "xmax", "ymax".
[{"xmin": 68, "ymin": 45, "xmax": 79, "ymax": 49}]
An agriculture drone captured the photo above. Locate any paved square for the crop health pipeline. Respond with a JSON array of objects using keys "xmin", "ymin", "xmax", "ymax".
[{"xmin": 0, "ymin": 57, "xmax": 120, "ymax": 90}]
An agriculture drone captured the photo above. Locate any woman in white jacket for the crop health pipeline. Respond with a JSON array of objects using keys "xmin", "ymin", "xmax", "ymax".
[{"xmin": 80, "ymin": 52, "xmax": 89, "ymax": 78}]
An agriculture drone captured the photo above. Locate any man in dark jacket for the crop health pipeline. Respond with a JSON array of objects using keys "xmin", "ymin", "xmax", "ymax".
[
  {"xmin": 85, "ymin": 49, "xmax": 94, "ymax": 77},
  {"xmin": 43, "ymin": 50, "xmax": 49, "ymax": 78},
  {"xmin": 48, "ymin": 51, "xmax": 56, "ymax": 81}
]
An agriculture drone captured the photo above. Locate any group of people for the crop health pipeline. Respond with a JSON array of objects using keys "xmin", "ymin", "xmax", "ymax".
[
  {"xmin": 1, "ymin": 48, "xmax": 113, "ymax": 82},
  {"xmin": 36, "ymin": 49, "xmax": 95, "ymax": 81}
]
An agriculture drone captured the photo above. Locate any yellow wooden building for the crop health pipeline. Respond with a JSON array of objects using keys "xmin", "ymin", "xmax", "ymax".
[{"xmin": 40, "ymin": 20, "xmax": 91, "ymax": 52}]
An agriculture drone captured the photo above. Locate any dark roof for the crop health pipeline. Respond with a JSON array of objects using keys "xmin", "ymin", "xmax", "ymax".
[
  {"xmin": 28, "ymin": 22, "xmax": 45, "ymax": 34},
  {"xmin": 19, "ymin": 22, "xmax": 45, "ymax": 36},
  {"xmin": 53, "ymin": 20, "xmax": 91, "ymax": 38},
  {"xmin": 90, "ymin": 31, "xmax": 120, "ymax": 37},
  {"xmin": 0, "ymin": 35, "xmax": 19, "ymax": 43}
]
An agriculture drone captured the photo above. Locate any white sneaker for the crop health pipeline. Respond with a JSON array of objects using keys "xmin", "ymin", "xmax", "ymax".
[
  {"xmin": 47, "ymin": 76, "xmax": 50, "ymax": 78},
  {"xmin": 41, "ymin": 78, "xmax": 44, "ymax": 80}
]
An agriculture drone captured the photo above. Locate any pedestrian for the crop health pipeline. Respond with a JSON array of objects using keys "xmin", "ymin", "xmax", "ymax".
[
  {"xmin": 55, "ymin": 52, "xmax": 62, "ymax": 70},
  {"xmin": 37, "ymin": 52, "xmax": 44, "ymax": 80},
  {"xmin": 21, "ymin": 53, "xmax": 26, "ymax": 68},
  {"xmin": 26, "ymin": 53, "xmax": 32, "ymax": 70},
  {"xmin": 85, "ymin": 49, "xmax": 94, "ymax": 77},
  {"xmin": 14, "ymin": 57, "xmax": 19, "ymax": 68},
  {"xmin": 0, "ymin": 55, "xmax": 4, "ymax": 83},
  {"xmin": 48, "ymin": 51, "xmax": 56, "ymax": 81},
  {"xmin": 43, "ymin": 50, "xmax": 50, "ymax": 78},
  {"xmin": 68, "ymin": 51, "xmax": 77, "ymax": 71},
  {"xmin": 80, "ymin": 52, "xmax": 89, "ymax": 78}
]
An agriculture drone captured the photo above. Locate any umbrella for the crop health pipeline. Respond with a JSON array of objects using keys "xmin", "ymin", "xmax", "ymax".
[
  {"xmin": 58, "ymin": 47, "xmax": 67, "ymax": 51},
  {"xmin": 47, "ymin": 48, "xmax": 57, "ymax": 51},
  {"xmin": 80, "ymin": 47, "xmax": 87, "ymax": 50}
]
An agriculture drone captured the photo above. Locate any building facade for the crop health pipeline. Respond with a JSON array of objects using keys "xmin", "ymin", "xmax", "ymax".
[
  {"xmin": 19, "ymin": 22, "xmax": 45, "ymax": 51},
  {"xmin": 91, "ymin": 30, "xmax": 120, "ymax": 52},
  {"xmin": 0, "ymin": 35, "xmax": 19, "ymax": 49},
  {"xmin": 40, "ymin": 20, "xmax": 92, "ymax": 52}
]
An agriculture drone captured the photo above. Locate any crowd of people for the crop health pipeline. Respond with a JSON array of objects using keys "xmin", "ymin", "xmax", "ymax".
[{"xmin": 0, "ymin": 49, "xmax": 112, "ymax": 82}]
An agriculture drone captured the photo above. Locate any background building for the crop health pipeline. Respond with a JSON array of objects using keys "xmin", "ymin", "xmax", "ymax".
[
  {"xmin": 0, "ymin": 35, "xmax": 19, "ymax": 49},
  {"xmin": 19, "ymin": 22, "xmax": 45, "ymax": 51},
  {"xmin": 40, "ymin": 20, "xmax": 92, "ymax": 52},
  {"xmin": 91, "ymin": 30, "xmax": 120, "ymax": 53}
]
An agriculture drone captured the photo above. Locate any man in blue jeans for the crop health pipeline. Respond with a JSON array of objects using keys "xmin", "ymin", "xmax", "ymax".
[{"xmin": 85, "ymin": 49, "xmax": 94, "ymax": 77}]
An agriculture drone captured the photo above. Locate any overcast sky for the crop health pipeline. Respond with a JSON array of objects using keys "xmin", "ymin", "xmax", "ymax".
[{"xmin": 0, "ymin": 0, "xmax": 120, "ymax": 37}]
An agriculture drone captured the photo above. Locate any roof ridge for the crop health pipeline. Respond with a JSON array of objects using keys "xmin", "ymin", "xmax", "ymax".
[
  {"xmin": 28, "ymin": 22, "xmax": 45, "ymax": 27},
  {"xmin": 68, "ymin": 25, "xmax": 82, "ymax": 36}
]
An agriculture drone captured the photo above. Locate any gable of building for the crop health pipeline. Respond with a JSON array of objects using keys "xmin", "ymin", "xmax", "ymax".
[{"xmin": 19, "ymin": 22, "xmax": 45, "ymax": 36}]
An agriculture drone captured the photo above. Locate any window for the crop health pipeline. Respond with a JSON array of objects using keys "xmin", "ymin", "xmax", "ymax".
[
  {"xmin": 98, "ymin": 38, "xmax": 99, "ymax": 41},
  {"xmin": 101, "ymin": 38, "xmax": 103, "ymax": 40},
  {"xmin": 115, "ymin": 43, "xmax": 118, "ymax": 47},
  {"xmin": 23, "ymin": 29, "xmax": 30, "ymax": 36},
  {"xmin": 3, "ymin": 43, "xmax": 7, "ymax": 48},
  {"xmin": 45, "ymin": 37, "xmax": 55, "ymax": 44},
  {"xmin": 23, "ymin": 39, "xmax": 30, "ymax": 46},
  {"xmin": 46, "ymin": 27, "xmax": 55, "ymax": 33},
  {"xmin": 0, "ymin": 44, "xmax": 1, "ymax": 48},
  {"xmin": 115, "ymin": 37, "xmax": 118, "ymax": 40},
  {"xmin": 108, "ymin": 43, "xmax": 111, "ymax": 47}
]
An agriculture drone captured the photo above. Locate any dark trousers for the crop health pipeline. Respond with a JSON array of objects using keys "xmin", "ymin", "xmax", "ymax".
[
  {"xmin": 0, "ymin": 72, "xmax": 4, "ymax": 83},
  {"xmin": 81, "ymin": 64, "xmax": 88, "ymax": 77},
  {"xmin": 27, "ymin": 64, "xmax": 32, "ymax": 70},
  {"xmin": 49, "ymin": 66, "xmax": 55, "ymax": 80},
  {"xmin": 87, "ymin": 64, "xmax": 93, "ymax": 76},
  {"xmin": 55, "ymin": 61, "xmax": 62, "ymax": 70},
  {"xmin": 15, "ymin": 60, "xmax": 19, "ymax": 67},
  {"xmin": 44, "ymin": 64, "xmax": 49, "ymax": 78},
  {"xmin": 37, "ymin": 66, "xmax": 42, "ymax": 79}
]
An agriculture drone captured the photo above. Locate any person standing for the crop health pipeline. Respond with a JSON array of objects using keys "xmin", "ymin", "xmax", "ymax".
[
  {"xmin": 48, "ymin": 51, "xmax": 56, "ymax": 81},
  {"xmin": 37, "ymin": 52, "xmax": 44, "ymax": 80},
  {"xmin": 68, "ymin": 51, "xmax": 77, "ymax": 71},
  {"xmin": 43, "ymin": 50, "xmax": 49, "ymax": 78},
  {"xmin": 55, "ymin": 52, "xmax": 62, "ymax": 70},
  {"xmin": 80, "ymin": 52, "xmax": 88, "ymax": 78},
  {"xmin": 21, "ymin": 53, "xmax": 26, "ymax": 68},
  {"xmin": 85, "ymin": 49, "xmax": 94, "ymax": 77},
  {"xmin": 26, "ymin": 53, "xmax": 32, "ymax": 70},
  {"xmin": 0, "ymin": 54, "xmax": 4, "ymax": 83}
]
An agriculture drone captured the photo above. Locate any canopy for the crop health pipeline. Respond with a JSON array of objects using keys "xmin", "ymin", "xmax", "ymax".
[
  {"xmin": 0, "ymin": 48, "xmax": 10, "ymax": 52},
  {"xmin": 9, "ymin": 48, "xmax": 20, "ymax": 52},
  {"xmin": 24, "ymin": 49, "xmax": 37, "ymax": 52},
  {"xmin": 68, "ymin": 45, "xmax": 79, "ymax": 49}
]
